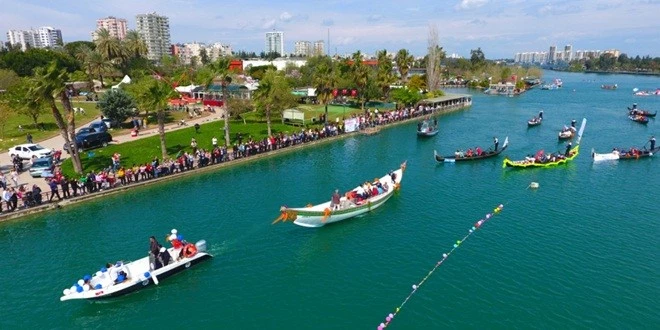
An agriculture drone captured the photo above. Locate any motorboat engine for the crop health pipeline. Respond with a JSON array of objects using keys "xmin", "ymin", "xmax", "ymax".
[{"xmin": 195, "ymin": 240, "xmax": 207, "ymax": 253}]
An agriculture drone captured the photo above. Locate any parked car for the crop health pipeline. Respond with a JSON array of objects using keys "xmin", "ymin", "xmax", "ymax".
[
  {"xmin": 64, "ymin": 131, "xmax": 113, "ymax": 153},
  {"xmin": 88, "ymin": 121, "xmax": 109, "ymax": 132},
  {"xmin": 29, "ymin": 156, "xmax": 55, "ymax": 178},
  {"xmin": 8, "ymin": 143, "xmax": 54, "ymax": 160}
]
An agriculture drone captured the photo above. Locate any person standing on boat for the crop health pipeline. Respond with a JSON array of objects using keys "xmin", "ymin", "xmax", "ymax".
[
  {"xmin": 539, "ymin": 110, "xmax": 544, "ymax": 120},
  {"xmin": 565, "ymin": 142, "xmax": 572, "ymax": 156},
  {"xmin": 331, "ymin": 189, "xmax": 341, "ymax": 210},
  {"xmin": 650, "ymin": 136, "xmax": 656, "ymax": 150},
  {"xmin": 494, "ymin": 137, "xmax": 499, "ymax": 151},
  {"xmin": 571, "ymin": 119, "xmax": 577, "ymax": 130},
  {"xmin": 156, "ymin": 247, "xmax": 172, "ymax": 269}
]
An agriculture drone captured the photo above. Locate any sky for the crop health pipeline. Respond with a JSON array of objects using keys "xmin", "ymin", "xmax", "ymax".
[{"xmin": 1, "ymin": 0, "xmax": 659, "ymax": 59}]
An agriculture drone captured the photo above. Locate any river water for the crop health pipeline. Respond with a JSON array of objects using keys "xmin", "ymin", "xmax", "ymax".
[{"xmin": 1, "ymin": 71, "xmax": 658, "ymax": 329}]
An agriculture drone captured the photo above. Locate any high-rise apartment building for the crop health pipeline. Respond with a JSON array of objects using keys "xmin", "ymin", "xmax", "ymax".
[
  {"xmin": 294, "ymin": 41, "xmax": 311, "ymax": 57},
  {"xmin": 93, "ymin": 16, "xmax": 128, "ymax": 40},
  {"xmin": 313, "ymin": 40, "xmax": 325, "ymax": 56},
  {"xmin": 265, "ymin": 31, "xmax": 284, "ymax": 55},
  {"xmin": 564, "ymin": 44, "xmax": 573, "ymax": 62},
  {"xmin": 7, "ymin": 26, "xmax": 62, "ymax": 51},
  {"xmin": 136, "ymin": 12, "xmax": 171, "ymax": 61},
  {"xmin": 548, "ymin": 45, "xmax": 557, "ymax": 63}
]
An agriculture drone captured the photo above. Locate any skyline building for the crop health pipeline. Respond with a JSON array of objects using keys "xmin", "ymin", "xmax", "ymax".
[
  {"xmin": 265, "ymin": 31, "xmax": 284, "ymax": 55},
  {"xmin": 294, "ymin": 41, "xmax": 311, "ymax": 57},
  {"xmin": 313, "ymin": 40, "xmax": 325, "ymax": 56},
  {"xmin": 93, "ymin": 16, "xmax": 128, "ymax": 40},
  {"xmin": 136, "ymin": 12, "xmax": 171, "ymax": 61},
  {"xmin": 6, "ymin": 26, "xmax": 62, "ymax": 51},
  {"xmin": 564, "ymin": 44, "xmax": 573, "ymax": 62}
]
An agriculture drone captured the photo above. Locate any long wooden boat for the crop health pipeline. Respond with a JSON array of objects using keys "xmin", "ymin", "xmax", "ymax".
[
  {"xmin": 417, "ymin": 119, "xmax": 438, "ymax": 137},
  {"xmin": 504, "ymin": 118, "xmax": 586, "ymax": 169},
  {"xmin": 273, "ymin": 162, "xmax": 406, "ymax": 228},
  {"xmin": 528, "ymin": 118, "xmax": 542, "ymax": 127},
  {"xmin": 434, "ymin": 137, "xmax": 508, "ymax": 163},
  {"xmin": 601, "ymin": 84, "xmax": 617, "ymax": 90},
  {"xmin": 629, "ymin": 115, "xmax": 649, "ymax": 124},
  {"xmin": 592, "ymin": 147, "xmax": 660, "ymax": 162},
  {"xmin": 628, "ymin": 109, "xmax": 656, "ymax": 117}
]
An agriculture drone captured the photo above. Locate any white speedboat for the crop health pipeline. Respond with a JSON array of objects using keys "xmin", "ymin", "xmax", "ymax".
[
  {"xmin": 592, "ymin": 150, "xmax": 620, "ymax": 162},
  {"xmin": 60, "ymin": 240, "xmax": 212, "ymax": 301},
  {"xmin": 273, "ymin": 162, "xmax": 406, "ymax": 228}
]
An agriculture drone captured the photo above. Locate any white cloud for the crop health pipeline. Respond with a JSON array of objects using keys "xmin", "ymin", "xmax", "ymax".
[
  {"xmin": 262, "ymin": 19, "xmax": 276, "ymax": 29},
  {"xmin": 455, "ymin": 0, "xmax": 488, "ymax": 10},
  {"xmin": 280, "ymin": 12, "xmax": 292, "ymax": 22}
]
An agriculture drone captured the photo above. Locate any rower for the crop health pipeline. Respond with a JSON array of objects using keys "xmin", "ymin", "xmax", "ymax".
[
  {"xmin": 565, "ymin": 142, "xmax": 572, "ymax": 156},
  {"xmin": 650, "ymin": 136, "xmax": 656, "ymax": 150},
  {"xmin": 538, "ymin": 110, "xmax": 543, "ymax": 119},
  {"xmin": 493, "ymin": 137, "xmax": 499, "ymax": 151}
]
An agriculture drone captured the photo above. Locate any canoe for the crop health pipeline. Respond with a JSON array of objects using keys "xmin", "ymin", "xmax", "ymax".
[
  {"xmin": 417, "ymin": 120, "xmax": 438, "ymax": 137},
  {"xmin": 435, "ymin": 137, "xmax": 508, "ymax": 163},
  {"xmin": 558, "ymin": 127, "xmax": 576, "ymax": 140},
  {"xmin": 601, "ymin": 84, "xmax": 617, "ymax": 90},
  {"xmin": 60, "ymin": 239, "xmax": 212, "ymax": 301},
  {"xmin": 504, "ymin": 118, "xmax": 586, "ymax": 169},
  {"xmin": 628, "ymin": 115, "xmax": 649, "ymax": 124},
  {"xmin": 274, "ymin": 162, "xmax": 406, "ymax": 228},
  {"xmin": 528, "ymin": 118, "xmax": 542, "ymax": 127},
  {"xmin": 592, "ymin": 147, "xmax": 659, "ymax": 162}
]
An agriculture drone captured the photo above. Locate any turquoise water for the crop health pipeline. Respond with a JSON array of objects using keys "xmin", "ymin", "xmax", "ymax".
[{"xmin": 1, "ymin": 71, "xmax": 658, "ymax": 329}]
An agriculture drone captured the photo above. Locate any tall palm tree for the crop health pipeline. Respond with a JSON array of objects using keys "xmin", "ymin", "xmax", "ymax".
[
  {"xmin": 130, "ymin": 78, "xmax": 177, "ymax": 159},
  {"xmin": 94, "ymin": 28, "xmax": 122, "ymax": 61},
  {"xmin": 313, "ymin": 62, "xmax": 337, "ymax": 124},
  {"xmin": 202, "ymin": 58, "xmax": 233, "ymax": 146},
  {"xmin": 253, "ymin": 69, "xmax": 296, "ymax": 136},
  {"xmin": 395, "ymin": 48, "xmax": 414, "ymax": 83},
  {"xmin": 86, "ymin": 50, "xmax": 113, "ymax": 88},
  {"xmin": 123, "ymin": 30, "xmax": 148, "ymax": 59},
  {"xmin": 376, "ymin": 49, "xmax": 396, "ymax": 99},
  {"xmin": 351, "ymin": 51, "xmax": 371, "ymax": 110},
  {"xmin": 30, "ymin": 62, "xmax": 83, "ymax": 173}
]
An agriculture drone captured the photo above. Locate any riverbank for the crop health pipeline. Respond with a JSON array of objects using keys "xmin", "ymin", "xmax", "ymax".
[{"xmin": 0, "ymin": 95, "xmax": 473, "ymax": 223}]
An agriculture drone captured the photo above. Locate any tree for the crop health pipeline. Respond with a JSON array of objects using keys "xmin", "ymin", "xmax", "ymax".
[
  {"xmin": 129, "ymin": 77, "xmax": 177, "ymax": 159},
  {"xmin": 376, "ymin": 49, "xmax": 396, "ymax": 99},
  {"xmin": 6, "ymin": 78, "xmax": 47, "ymax": 128},
  {"xmin": 0, "ymin": 95, "xmax": 13, "ymax": 139},
  {"xmin": 98, "ymin": 89, "xmax": 137, "ymax": 126},
  {"xmin": 201, "ymin": 58, "xmax": 234, "ymax": 146},
  {"xmin": 226, "ymin": 98, "xmax": 254, "ymax": 124},
  {"xmin": 199, "ymin": 48, "xmax": 210, "ymax": 65},
  {"xmin": 85, "ymin": 50, "xmax": 113, "ymax": 87},
  {"xmin": 253, "ymin": 69, "xmax": 297, "ymax": 136},
  {"xmin": 395, "ymin": 48, "xmax": 414, "ymax": 83},
  {"xmin": 64, "ymin": 41, "xmax": 96, "ymax": 58},
  {"xmin": 407, "ymin": 75, "xmax": 426, "ymax": 92},
  {"xmin": 30, "ymin": 61, "xmax": 83, "ymax": 173},
  {"xmin": 123, "ymin": 30, "xmax": 147, "ymax": 59},
  {"xmin": 350, "ymin": 51, "xmax": 371, "ymax": 110},
  {"xmin": 0, "ymin": 48, "xmax": 79, "ymax": 76},
  {"xmin": 470, "ymin": 47, "xmax": 486, "ymax": 70},
  {"xmin": 391, "ymin": 87, "xmax": 422, "ymax": 107},
  {"xmin": 313, "ymin": 62, "xmax": 338, "ymax": 124},
  {"xmin": 0, "ymin": 68, "xmax": 20, "ymax": 90},
  {"xmin": 94, "ymin": 28, "xmax": 122, "ymax": 61},
  {"xmin": 426, "ymin": 24, "xmax": 445, "ymax": 91}
]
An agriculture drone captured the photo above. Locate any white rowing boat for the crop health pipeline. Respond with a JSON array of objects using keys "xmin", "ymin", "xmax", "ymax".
[
  {"xmin": 273, "ymin": 162, "xmax": 406, "ymax": 228},
  {"xmin": 60, "ymin": 239, "xmax": 212, "ymax": 301}
]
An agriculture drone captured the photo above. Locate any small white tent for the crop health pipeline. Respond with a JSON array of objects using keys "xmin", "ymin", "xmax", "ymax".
[
  {"xmin": 112, "ymin": 75, "xmax": 132, "ymax": 89},
  {"xmin": 282, "ymin": 108, "xmax": 305, "ymax": 126}
]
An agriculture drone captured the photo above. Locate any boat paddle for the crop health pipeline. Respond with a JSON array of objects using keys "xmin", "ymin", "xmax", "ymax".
[{"xmin": 152, "ymin": 272, "xmax": 159, "ymax": 285}]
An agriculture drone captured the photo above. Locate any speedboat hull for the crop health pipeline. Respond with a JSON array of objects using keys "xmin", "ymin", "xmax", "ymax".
[{"xmin": 60, "ymin": 241, "xmax": 212, "ymax": 301}]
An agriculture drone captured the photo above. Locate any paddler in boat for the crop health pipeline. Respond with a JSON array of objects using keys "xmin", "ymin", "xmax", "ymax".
[
  {"xmin": 493, "ymin": 137, "xmax": 499, "ymax": 151},
  {"xmin": 330, "ymin": 189, "xmax": 341, "ymax": 210},
  {"xmin": 539, "ymin": 110, "xmax": 543, "ymax": 120},
  {"xmin": 650, "ymin": 136, "xmax": 656, "ymax": 150}
]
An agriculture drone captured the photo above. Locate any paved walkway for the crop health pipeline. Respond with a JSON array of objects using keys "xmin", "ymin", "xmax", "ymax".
[{"xmin": 1, "ymin": 108, "xmax": 226, "ymax": 188}]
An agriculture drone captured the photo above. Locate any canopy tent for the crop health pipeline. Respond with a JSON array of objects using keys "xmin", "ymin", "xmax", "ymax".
[
  {"xmin": 175, "ymin": 84, "xmax": 202, "ymax": 94},
  {"xmin": 111, "ymin": 75, "xmax": 132, "ymax": 89},
  {"xmin": 282, "ymin": 108, "xmax": 305, "ymax": 126}
]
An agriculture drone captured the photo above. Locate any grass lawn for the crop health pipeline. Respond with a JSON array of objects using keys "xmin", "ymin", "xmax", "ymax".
[
  {"xmin": 0, "ymin": 101, "xmax": 102, "ymax": 150},
  {"xmin": 59, "ymin": 116, "xmax": 313, "ymax": 177}
]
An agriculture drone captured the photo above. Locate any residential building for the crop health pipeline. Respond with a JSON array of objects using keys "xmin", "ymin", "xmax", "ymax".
[
  {"xmin": 313, "ymin": 40, "xmax": 325, "ymax": 56},
  {"xmin": 93, "ymin": 16, "xmax": 128, "ymax": 40},
  {"xmin": 206, "ymin": 42, "xmax": 232, "ymax": 60},
  {"xmin": 294, "ymin": 41, "xmax": 311, "ymax": 57},
  {"xmin": 6, "ymin": 26, "xmax": 62, "ymax": 51},
  {"xmin": 602, "ymin": 49, "xmax": 621, "ymax": 58},
  {"xmin": 265, "ymin": 31, "xmax": 284, "ymax": 55},
  {"xmin": 564, "ymin": 44, "xmax": 573, "ymax": 62},
  {"xmin": 548, "ymin": 45, "xmax": 557, "ymax": 63},
  {"xmin": 136, "ymin": 12, "xmax": 171, "ymax": 61},
  {"xmin": 175, "ymin": 42, "xmax": 233, "ymax": 65}
]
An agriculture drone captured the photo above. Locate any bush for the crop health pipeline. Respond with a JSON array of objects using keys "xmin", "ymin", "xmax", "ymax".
[{"xmin": 97, "ymin": 89, "xmax": 137, "ymax": 126}]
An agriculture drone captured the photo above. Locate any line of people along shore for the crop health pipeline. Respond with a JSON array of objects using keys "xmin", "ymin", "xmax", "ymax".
[{"xmin": 0, "ymin": 104, "xmax": 442, "ymax": 215}]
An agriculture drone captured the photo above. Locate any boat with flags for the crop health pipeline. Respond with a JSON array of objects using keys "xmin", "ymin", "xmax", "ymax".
[
  {"xmin": 503, "ymin": 118, "xmax": 586, "ymax": 169},
  {"xmin": 273, "ymin": 162, "xmax": 406, "ymax": 228},
  {"xmin": 60, "ymin": 234, "xmax": 212, "ymax": 301},
  {"xmin": 434, "ymin": 137, "xmax": 508, "ymax": 163},
  {"xmin": 417, "ymin": 117, "xmax": 439, "ymax": 137}
]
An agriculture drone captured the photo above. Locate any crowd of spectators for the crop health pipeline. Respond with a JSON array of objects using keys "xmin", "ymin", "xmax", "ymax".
[{"xmin": 0, "ymin": 103, "xmax": 449, "ymax": 216}]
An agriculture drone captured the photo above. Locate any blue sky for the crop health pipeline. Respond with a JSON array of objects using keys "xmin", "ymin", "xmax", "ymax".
[{"xmin": 2, "ymin": 0, "xmax": 659, "ymax": 58}]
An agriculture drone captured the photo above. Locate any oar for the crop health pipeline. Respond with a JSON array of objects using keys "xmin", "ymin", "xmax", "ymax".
[{"xmin": 152, "ymin": 272, "xmax": 159, "ymax": 285}]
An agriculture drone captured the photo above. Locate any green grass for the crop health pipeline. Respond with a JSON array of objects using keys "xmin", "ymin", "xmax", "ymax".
[
  {"xmin": 59, "ymin": 117, "xmax": 313, "ymax": 177},
  {"xmin": 0, "ymin": 102, "xmax": 102, "ymax": 150}
]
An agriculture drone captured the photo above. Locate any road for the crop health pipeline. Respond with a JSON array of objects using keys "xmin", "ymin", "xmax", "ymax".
[{"xmin": 1, "ymin": 109, "xmax": 226, "ymax": 188}]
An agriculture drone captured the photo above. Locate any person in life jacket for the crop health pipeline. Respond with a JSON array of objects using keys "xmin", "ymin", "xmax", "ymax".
[{"xmin": 167, "ymin": 229, "xmax": 184, "ymax": 249}]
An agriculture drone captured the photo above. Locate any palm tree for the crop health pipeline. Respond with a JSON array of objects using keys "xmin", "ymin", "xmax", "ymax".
[
  {"xmin": 253, "ymin": 69, "xmax": 297, "ymax": 136},
  {"xmin": 351, "ymin": 51, "xmax": 371, "ymax": 110},
  {"xmin": 130, "ymin": 78, "xmax": 177, "ymax": 159},
  {"xmin": 86, "ymin": 50, "xmax": 113, "ymax": 88},
  {"xmin": 123, "ymin": 30, "xmax": 148, "ymax": 58},
  {"xmin": 201, "ymin": 58, "xmax": 233, "ymax": 146},
  {"xmin": 376, "ymin": 50, "xmax": 396, "ymax": 99},
  {"xmin": 313, "ymin": 62, "xmax": 337, "ymax": 124},
  {"xmin": 395, "ymin": 48, "xmax": 414, "ymax": 83},
  {"xmin": 94, "ymin": 28, "xmax": 122, "ymax": 61},
  {"xmin": 30, "ymin": 61, "xmax": 83, "ymax": 173}
]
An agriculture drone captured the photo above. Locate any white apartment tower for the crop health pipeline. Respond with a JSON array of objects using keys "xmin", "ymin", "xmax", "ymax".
[
  {"xmin": 548, "ymin": 45, "xmax": 557, "ymax": 63},
  {"xmin": 564, "ymin": 44, "xmax": 573, "ymax": 62},
  {"xmin": 265, "ymin": 31, "xmax": 284, "ymax": 55},
  {"xmin": 93, "ymin": 16, "xmax": 128, "ymax": 40},
  {"xmin": 136, "ymin": 12, "xmax": 171, "ymax": 61},
  {"xmin": 313, "ymin": 40, "xmax": 325, "ymax": 56},
  {"xmin": 294, "ymin": 41, "xmax": 311, "ymax": 57},
  {"xmin": 7, "ymin": 26, "xmax": 62, "ymax": 51}
]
